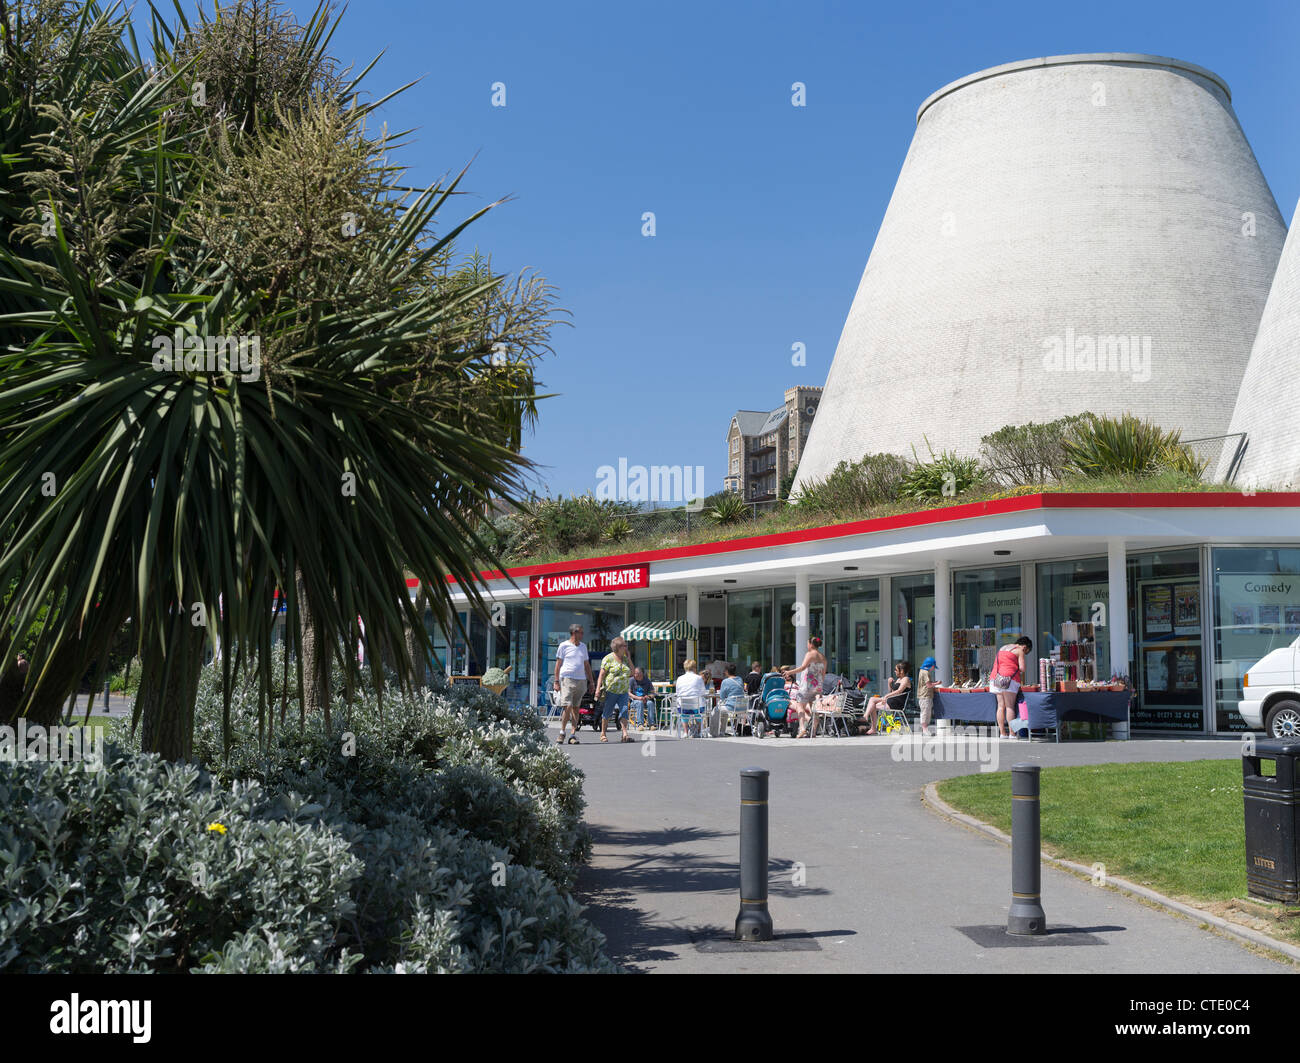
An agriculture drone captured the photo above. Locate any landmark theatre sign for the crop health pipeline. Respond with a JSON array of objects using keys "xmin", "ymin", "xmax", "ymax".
[{"xmin": 529, "ymin": 564, "xmax": 650, "ymax": 599}]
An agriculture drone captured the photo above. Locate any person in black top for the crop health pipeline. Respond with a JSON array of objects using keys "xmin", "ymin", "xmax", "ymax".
[{"xmin": 744, "ymin": 661, "xmax": 764, "ymax": 697}]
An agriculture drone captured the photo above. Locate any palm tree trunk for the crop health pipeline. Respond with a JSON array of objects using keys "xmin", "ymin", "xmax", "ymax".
[
  {"xmin": 295, "ymin": 565, "xmax": 332, "ymax": 732},
  {"xmin": 139, "ymin": 612, "xmax": 205, "ymax": 761},
  {"xmin": 17, "ymin": 637, "xmax": 90, "ymax": 728},
  {"xmin": 404, "ymin": 585, "xmax": 427, "ymax": 691}
]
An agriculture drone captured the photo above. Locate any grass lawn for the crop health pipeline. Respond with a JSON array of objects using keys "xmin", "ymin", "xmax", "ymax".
[
  {"xmin": 938, "ymin": 759, "xmax": 1249, "ymax": 903},
  {"xmin": 44, "ymin": 715, "xmax": 117, "ymax": 730},
  {"xmin": 939, "ymin": 758, "xmax": 1300, "ymax": 946}
]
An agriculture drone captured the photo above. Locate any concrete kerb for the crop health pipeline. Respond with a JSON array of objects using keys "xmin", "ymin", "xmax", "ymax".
[{"xmin": 921, "ymin": 780, "xmax": 1300, "ymax": 966}]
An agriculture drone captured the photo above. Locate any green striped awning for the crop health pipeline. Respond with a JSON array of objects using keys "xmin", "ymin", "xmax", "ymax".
[{"xmin": 620, "ymin": 619, "xmax": 697, "ymax": 642}]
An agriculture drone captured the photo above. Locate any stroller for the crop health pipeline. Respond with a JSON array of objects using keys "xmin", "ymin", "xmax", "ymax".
[{"xmin": 751, "ymin": 672, "xmax": 801, "ymax": 738}]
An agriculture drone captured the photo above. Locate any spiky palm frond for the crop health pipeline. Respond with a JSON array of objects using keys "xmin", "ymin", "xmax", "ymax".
[{"xmin": 0, "ymin": 1, "xmax": 551, "ymax": 756}]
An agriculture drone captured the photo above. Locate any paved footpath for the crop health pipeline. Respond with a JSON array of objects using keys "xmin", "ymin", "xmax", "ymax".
[{"xmin": 563, "ymin": 729, "xmax": 1292, "ymax": 973}]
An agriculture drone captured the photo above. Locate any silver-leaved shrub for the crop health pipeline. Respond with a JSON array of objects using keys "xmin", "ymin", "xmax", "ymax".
[{"xmin": 1, "ymin": 652, "xmax": 616, "ymax": 973}]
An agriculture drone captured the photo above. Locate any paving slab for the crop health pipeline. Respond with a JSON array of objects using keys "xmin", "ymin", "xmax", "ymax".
[{"xmin": 564, "ymin": 729, "xmax": 1291, "ymax": 973}]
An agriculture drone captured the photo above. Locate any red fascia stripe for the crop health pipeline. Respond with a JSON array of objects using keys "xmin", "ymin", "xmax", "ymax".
[{"xmin": 433, "ymin": 491, "xmax": 1300, "ymax": 588}]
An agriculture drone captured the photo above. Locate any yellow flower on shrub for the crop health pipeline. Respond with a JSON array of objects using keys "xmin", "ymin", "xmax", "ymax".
[{"xmin": 206, "ymin": 822, "xmax": 227, "ymax": 835}]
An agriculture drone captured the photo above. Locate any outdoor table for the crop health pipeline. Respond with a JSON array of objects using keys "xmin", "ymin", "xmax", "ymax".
[{"xmin": 933, "ymin": 688, "xmax": 1130, "ymax": 740}]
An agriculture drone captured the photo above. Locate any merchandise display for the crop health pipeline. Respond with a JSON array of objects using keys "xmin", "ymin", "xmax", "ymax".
[
  {"xmin": 1058, "ymin": 621, "xmax": 1097, "ymax": 686},
  {"xmin": 951, "ymin": 626, "xmax": 996, "ymax": 686}
]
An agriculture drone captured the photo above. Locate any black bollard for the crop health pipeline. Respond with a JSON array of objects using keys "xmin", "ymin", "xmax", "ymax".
[
  {"xmin": 1007, "ymin": 762, "xmax": 1047, "ymax": 935},
  {"xmin": 734, "ymin": 767, "xmax": 774, "ymax": 941}
]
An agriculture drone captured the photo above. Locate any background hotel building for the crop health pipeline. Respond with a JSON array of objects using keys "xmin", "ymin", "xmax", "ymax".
[
  {"xmin": 436, "ymin": 492, "xmax": 1300, "ymax": 737},
  {"xmin": 723, "ymin": 387, "xmax": 821, "ymax": 502}
]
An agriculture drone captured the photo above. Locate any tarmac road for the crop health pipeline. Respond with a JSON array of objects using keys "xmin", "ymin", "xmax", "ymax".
[{"xmin": 565, "ymin": 730, "xmax": 1291, "ymax": 973}]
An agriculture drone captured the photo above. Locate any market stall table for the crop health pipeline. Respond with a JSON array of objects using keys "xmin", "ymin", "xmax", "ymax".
[{"xmin": 933, "ymin": 688, "xmax": 1130, "ymax": 740}]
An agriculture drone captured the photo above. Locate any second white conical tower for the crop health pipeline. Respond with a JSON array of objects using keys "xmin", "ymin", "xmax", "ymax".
[{"xmin": 1219, "ymin": 200, "xmax": 1300, "ymax": 489}]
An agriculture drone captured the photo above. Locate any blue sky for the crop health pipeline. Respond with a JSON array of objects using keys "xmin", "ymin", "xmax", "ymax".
[{"xmin": 285, "ymin": 0, "xmax": 1298, "ymax": 498}]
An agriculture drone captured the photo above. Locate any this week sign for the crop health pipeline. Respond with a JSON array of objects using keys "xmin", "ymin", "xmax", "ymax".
[{"xmin": 529, "ymin": 564, "xmax": 650, "ymax": 599}]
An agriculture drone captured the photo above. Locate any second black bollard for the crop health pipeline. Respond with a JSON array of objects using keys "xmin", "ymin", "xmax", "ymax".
[
  {"xmin": 734, "ymin": 767, "xmax": 774, "ymax": 941},
  {"xmin": 1007, "ymin": 762, "xmax": 1047, "ymax": 936}
]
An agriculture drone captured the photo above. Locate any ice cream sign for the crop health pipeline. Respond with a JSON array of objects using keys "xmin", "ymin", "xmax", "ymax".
[{"xmin": 529, "ymin": 564, "xmax": 650, "ymax": 598}]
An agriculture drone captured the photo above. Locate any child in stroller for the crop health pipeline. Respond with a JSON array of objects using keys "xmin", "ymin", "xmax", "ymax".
[{"xmin": 752, "ymin": 672, "xmax": 801, "ymax": 738}]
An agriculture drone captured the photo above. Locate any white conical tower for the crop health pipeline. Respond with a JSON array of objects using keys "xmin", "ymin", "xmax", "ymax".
[
  {"xmin": 1220, "ymin": 200, "xmax": 1300, "ymax": 489},
  {"xmin": 794, "ymin": 54, "xmax": 1286, "ymax": 492}
]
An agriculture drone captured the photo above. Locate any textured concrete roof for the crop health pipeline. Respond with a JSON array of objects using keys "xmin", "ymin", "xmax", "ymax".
[
  {"xmin": 794, "ymin": 53, "xmax": 1286, "ymax": 492},
  {"xmin": 917, "ymin": 53, "xmax": 1232, "ymax": 122}
]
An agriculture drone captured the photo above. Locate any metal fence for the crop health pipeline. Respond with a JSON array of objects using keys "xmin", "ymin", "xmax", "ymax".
[
  {"xmin": 1182, "ymin": 433, "xmax": 1247, "ymax": 483},
  {"xmin": 614, "ymin": 499, "xmax": 777, "ymax": 543}
]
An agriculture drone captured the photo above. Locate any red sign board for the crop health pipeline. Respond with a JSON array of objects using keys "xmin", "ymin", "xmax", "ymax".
[{"xmin": 529, "ymin": 564, "xmax": 650, "ymax": 599}]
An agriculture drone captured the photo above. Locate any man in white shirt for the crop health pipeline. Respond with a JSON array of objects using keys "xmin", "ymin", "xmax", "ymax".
[{"xmin": 554, "ymin": 623, "xmax": 594, "ymax": 745}]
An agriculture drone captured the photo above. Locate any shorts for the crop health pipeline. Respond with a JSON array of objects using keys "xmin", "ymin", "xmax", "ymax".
[
  {"xmin": 989, "ymin": 673, "xmax": 1020, "ymax": 694},
  {"xmin": 603, "ymin": 692, "xmax": 629, "ymax": 721},
  {"xmin": 559, "ymin": 677, "xmax": 587, "ymax": 707}
]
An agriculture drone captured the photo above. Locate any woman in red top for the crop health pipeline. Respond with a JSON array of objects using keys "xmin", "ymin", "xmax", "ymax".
[{"xmin": 990, "ymin": 636, "xmax": 1033, "ymax": 739}]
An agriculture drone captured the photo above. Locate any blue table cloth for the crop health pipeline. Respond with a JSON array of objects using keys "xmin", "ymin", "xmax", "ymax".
[{"xmin": 933, "ymin": 690, "xmax": 1130, "ymax": 731}]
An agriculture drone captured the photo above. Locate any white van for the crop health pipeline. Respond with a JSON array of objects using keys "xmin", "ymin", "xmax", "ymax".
[{"xmin": 1239, "ymin": 636, "xmax": 1300, "ymax": 736}]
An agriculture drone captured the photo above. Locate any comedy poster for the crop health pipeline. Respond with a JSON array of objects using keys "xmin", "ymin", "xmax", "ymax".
[
  {"xmin": 1173, "ymin": 583, "xmax": 1200, "ymax": 637},
  {"xmin": 1142, "ymin": 583, "xmax": 1173, "ymax": 639}
]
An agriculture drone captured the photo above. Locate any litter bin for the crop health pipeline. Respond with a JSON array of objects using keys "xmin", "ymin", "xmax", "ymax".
[{"xmin": 1242, "ymin": 739, "xmax": 1300, "ymax": 902}]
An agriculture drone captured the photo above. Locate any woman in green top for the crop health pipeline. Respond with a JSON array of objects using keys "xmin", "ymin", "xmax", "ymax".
[{"xmin": 594, "ymin": 636, "xmax": 634, "ymax": 744}]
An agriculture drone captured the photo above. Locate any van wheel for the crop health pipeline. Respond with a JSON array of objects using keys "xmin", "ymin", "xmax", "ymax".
[{"xmin": 1266, "ymin": 700, "xmax": 1300, "ymax": 738}]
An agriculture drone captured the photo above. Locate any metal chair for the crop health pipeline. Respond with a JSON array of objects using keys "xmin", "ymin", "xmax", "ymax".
[
  {"xmin": 718, "ymin": 693, "xmax": 750, "ymax": 736},
  {"xmin": 815, "ymin": 691, "xmax": 856, "ymax": 737},
  {"xmin": 669, "ymin": 693, "xmax": 706, "ymax": 738},
  {"xmin": 543, "ymin": 687, "xmax": 565, "ymax": 723},
  {"xmin": 876, "ymin": 687, "xmax": 913, "ymax": 735},
  {"xmin": 628, "ymin": 689, "xmax": 658, "ymax": 730}
]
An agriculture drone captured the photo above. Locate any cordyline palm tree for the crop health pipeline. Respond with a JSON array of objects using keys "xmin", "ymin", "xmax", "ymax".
[
  {"xmin": 0, "ymin": 0, "xmax": 197, "ymax": 727},
  {"xmin": 0, "ymin": 0, "xmax": 555, "ymax": 757}
]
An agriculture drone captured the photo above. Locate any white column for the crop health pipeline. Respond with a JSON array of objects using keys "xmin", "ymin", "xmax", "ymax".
[
  {"xmin": 794, "ymin": 571, "xmax": 811, "ymax": 661},
  {"xmin": 878, "ymin": 575, "xmax": 892, "ymax": 677},
  {"xmin": 529, "ymin": 600, "xmax": 539, "ymax": 709},
  {"xmin": 1020, "ymin": 562, "xmax": 1037, "ymax": 656},
  {"xmin": 687, "ymin": 584, "xmax": 700, "ymax": 666},
  {"xmin": 934, "ymin": 558, "xmax": 951, "ymax": 685},
  {"xmin": 1107, "ymin": 538, "xmax": 1130, "ymax": 740}
]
